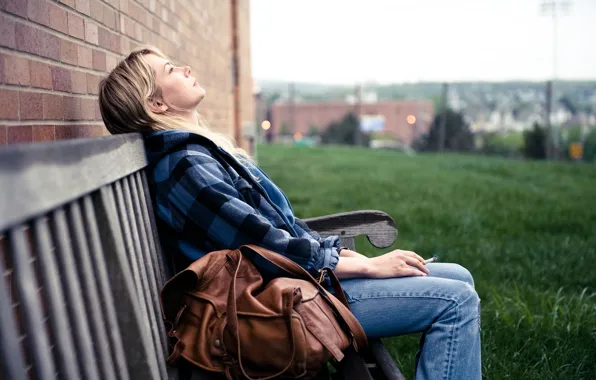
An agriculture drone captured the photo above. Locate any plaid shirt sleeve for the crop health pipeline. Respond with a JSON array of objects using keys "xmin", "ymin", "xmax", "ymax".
[{"xmin": 166, "ymin": 152, "xmax": 340, "ymax": 275}]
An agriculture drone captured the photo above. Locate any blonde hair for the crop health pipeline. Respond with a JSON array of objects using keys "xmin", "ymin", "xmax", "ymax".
[{"xmin": 98, "ymin": 45, "xmax": 252, "ymax": 162}]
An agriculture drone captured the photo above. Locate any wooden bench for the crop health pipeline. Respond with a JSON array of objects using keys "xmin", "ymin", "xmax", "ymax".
[{"xmin": 0, "ymin": 133, "xmax": 406, "ymax": 380}]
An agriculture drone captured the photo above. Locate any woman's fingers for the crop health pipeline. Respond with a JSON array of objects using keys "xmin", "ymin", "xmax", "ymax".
[
  {"xmin": 401, "ymin": 250, "xmax": 425, "ymax": 264},
  {"xmin": 404, "ymin": 256, "xmax": 430, "ymax": 275}
]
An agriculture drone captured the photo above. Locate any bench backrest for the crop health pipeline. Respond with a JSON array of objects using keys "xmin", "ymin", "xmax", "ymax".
[{"xmin": 0, "ymin": 134, "xmax": 173, "ymax": 380}]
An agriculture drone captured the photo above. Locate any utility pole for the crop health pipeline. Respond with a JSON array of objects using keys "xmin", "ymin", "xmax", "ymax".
[
  {"xmin": 438, "ymin": 82, "xmax": 448, "ymax": 152},
  {"xmin": 545, "ymin": 80, "xmax": 553, "ymax": 159},
  {"xmin": 354, "ymin": 84, "xmax": 362, "ymax": 146},
  {"xmin": 289, "ymin": 83, "xmax": 296, "ymax": 136},
  {"xmin": 541, "ymin": 0, "xmax": 572, "ymax": 159}
]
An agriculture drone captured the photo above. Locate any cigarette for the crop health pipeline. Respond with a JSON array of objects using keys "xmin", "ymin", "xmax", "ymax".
[{"xmin": 424, "ymin": 256, "xmax": 438, "ymax": 264}]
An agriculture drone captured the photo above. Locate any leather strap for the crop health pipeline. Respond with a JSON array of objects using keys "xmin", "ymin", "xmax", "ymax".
[
  {"xmin": 226, "ymin": 252, "xmax": 298, "ymax": 380},
  {"xmin": 240, "ymin": 245, "xmax": 368, "ymax": 352}
]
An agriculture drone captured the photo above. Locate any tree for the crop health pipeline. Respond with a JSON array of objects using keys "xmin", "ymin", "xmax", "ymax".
[
  {"xmin": 320, "ymin": 113, "xmax": 369, "ymax": 146},
  {"xmin": 522, "ymin": 123, "xmax": 547, "ymax": 159},
  {"xmin": 417, "ymin": 109, "xmax": 475, "ymax": 152}
]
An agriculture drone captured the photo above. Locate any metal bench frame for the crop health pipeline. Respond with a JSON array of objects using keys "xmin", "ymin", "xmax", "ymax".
[{"xmin": 0, "ymin": 134, "xmax": 405, "ymax": 380}]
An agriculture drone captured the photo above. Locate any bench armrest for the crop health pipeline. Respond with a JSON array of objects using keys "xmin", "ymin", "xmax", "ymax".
[{"xmin": 303, "ymin": 210, "xmax": 398, "ymax": 249}]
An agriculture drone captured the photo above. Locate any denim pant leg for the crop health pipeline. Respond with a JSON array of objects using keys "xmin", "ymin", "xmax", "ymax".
[{"xmin": 340, "ymin": 263, "xmax": 481, "ymax": 380}]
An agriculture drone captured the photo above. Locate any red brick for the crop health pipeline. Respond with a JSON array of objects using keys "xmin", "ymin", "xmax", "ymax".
[
  {"xmin": 55, "ymin": 124, "xmax": 101, "ymax": 139},
  {"xmin": 103, "ymin": 6, "xmax": 116, "ymax": 30},
  {"xmin": 51, "ymin": 67, "xmax": 71, "ymax": 92},
  {"xmin": 75, "ymin": 0, "xmax": 90, "ymax": 15},
  {"xmin": 77, "ymin": 45, "xmax": 93, "ymax": 68},
  {"xmin": 7, "ymin": 126, "xmax": 33, "ymax": 144},
  {"xmin": 110, "ymin": 33, "xmax": 121, "ymax": 54},
  {"xmin": 105, "ymin": 54, "xmax": 117, "ymax": 71},
  {"xmin": 71, "ymin": 70, "xmax": 87, "ymax": 94},
  {"xmin": 0, "ymin": 125, "xmax": 6, "ymax": 145},
  {"xmin": 0, "ymin": 0, "xmax": 28, "ymax": 18},
  {"xmin": 19, "ymin": 92, "xmax": 44, "ymax": 120},
  {"xmin": 95, "ymin": 100, "xmax": 102, "ymax": 120},
  {"xmin": 15, "ymin": 24, "xmax": 60, "ymax": 61},
  {"xmin": 29, "ymin": 61, "xmax": 53, "ymax": 89},
  {"xmin": 0, "ymin": 54, "xmax": 3, "ymax": 84},
  {"xmin": 119, "ymin": 0, "xmax": 128, "ymax": 13},
  {"xmin": 81, "ymin": 98, "xmax": 96, "ymax": 120},
  {"xmin": 42, "ymin": 94, "xmax": 64, "ymax": 119},
  {"xmin": 89, "ymin": 0, "xmax": 103, "ymax": 22},
  {"xmin": 87, "ymin": 73, "xmax": 101, "ymax": 94},
  {"xmin": 60, "ymin": 40, "xmax": 78, "ymax": 65},
  {"xmin": 60, "ymin": 0, "xmax": 76, "ymax": 9},
  {"xmin": 85, "ymin": 20, "xmax": 99, "ymax": 45},
  {"xmin": 0, "ymin": 14, "xmax": 16, "ymax": 49},
  {"xmin": 67, "ymin": 12, "xmax": 85, "ymax": 40},
  {"xmin": 64, "ymin": 96, "xmax": 82, "ymax": 120},
  {"xmin": 97, "ymin": 26, "xmax": 110, "ymax": 49},
  {"xmin": 49, "ymin": 4, "xmax": 69, "ymax": 34},
  {"xmin": 4, "ymin": 55, "xmax": 30, "ymax": 86},
  {"xmin": 0, "ymin": 89, "xmax": 19, "ymax": 119},
  {"xmin": 120, "ymin": 37, "xmax": 130, "ymax": 55},
  {"xmin": 92, "ymin": 49, "xmax": 106, "ymax": 71},
  {"xmin": 32, "ymin": 125, "xmax": 56, "ymax": 142},
  {"xmin": 27, "ymin": 0, "xmax": 50, "ymax": 27}
]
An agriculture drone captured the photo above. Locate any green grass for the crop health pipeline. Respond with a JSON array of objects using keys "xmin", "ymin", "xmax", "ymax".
[{"xmin": 256, "ymin": 144, "xmax": 596, "ymax": 380}]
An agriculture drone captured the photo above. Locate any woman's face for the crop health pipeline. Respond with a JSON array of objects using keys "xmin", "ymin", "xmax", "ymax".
[{"xmin": 144, "ymin": 54, "xmax": 206, "ymax": 113}]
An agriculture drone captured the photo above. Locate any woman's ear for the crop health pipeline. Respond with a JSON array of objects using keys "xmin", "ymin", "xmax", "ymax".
[{"xmin": 147, "ymin": 97, "xmax": 168, "ymax": 114}]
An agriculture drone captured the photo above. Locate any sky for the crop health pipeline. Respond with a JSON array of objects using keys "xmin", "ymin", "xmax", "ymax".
[{"xmin": 249, "ymin": 0, "xmax": 596, "ymax": 84}]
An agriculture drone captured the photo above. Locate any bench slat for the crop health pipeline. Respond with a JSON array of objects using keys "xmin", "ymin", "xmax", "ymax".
[
  {"xmin": 95, "ymin": 186, "xmax": 161, "ymax": 379},
  {"xmin": 127, "ymin": 175, "xmax": 170, "ymax": 368},
  {"xmin": 9, "ymin": 226, "xmax": 57, "ymax": 380},
  {"xmin": 82, "ymin": 195, "xmax": 132, "ymax": 379},
  {"xmin": 0, "ymin": 134, "xmax": 147, "ymax": 232},
  {"xmin": 32, "ymin": 217, "xmax": 82, "ymax": 379},
  {"xmin": 140, "ymin": 170, "xmax": 171, "ymax": 282},
  {"xmin": 117, "ymin": 178, "xmax": 169, "ymax": 380},
  {"xmin": 52, "ymin": 209, "xmax": 102, "ymax": 380},
  {"xmin": 67, "ymin": 201, "xmax": 119, "ymax": 380},
  {"xmin": 0, "ymin": 248, "xmax": 28, "ymax": 380},
  {"xmin": 126, "ymin": 175, "xmax": 167, "ymax": 361}
]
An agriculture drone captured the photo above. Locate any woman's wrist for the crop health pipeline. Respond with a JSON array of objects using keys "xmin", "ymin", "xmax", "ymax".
[{"xmin": 334, "ymin": 256, "xmax": 371, "ymax": 279}]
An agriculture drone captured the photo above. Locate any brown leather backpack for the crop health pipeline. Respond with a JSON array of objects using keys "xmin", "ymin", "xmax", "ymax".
[{"xmin": 160, "ymin": 244, "xmax": 368, "ymax": 379}]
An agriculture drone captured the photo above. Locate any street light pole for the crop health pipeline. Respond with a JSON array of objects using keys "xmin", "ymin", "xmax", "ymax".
[{"xmin": 540, "ymin": 0, "xmax": 572, "ymax": 160}]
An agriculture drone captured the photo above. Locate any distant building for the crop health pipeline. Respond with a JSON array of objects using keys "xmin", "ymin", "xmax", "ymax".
[{"xmin": 271, "ymin": 100, "xmax": 434, "ymax": 145}]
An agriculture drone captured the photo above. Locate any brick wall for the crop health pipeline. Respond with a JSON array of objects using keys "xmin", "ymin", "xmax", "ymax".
[
  {"xmin": 0, "ymin": 0, "xmax": 253, "ymax": 147},
  {"xmin": 271, "ymin": 100, "xmax": 435, "ymax": 145}
]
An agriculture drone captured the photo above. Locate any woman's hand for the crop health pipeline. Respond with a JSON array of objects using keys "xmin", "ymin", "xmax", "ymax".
[
  {"xmin": 366, "ymin": 249, "xmax": 429, "ymax": 278},
  {"xmin": 334, "ymin": 249, "xmax": 429, "ymax": 279}
]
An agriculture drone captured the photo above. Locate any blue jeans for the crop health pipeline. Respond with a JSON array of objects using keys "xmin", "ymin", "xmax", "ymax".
[{"xmin": 339, "ymin": 263, "xmax": 481, "ymax": 380}]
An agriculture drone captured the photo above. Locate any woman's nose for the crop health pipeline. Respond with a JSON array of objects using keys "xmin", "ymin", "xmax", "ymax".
[{"xmin": 184, "ymin": 66, "xmax": 191, "ymax": 77}]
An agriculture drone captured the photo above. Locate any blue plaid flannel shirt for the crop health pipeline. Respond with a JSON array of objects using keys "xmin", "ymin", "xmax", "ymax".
[{"xmin": 144, "ymin": 130, "xmax": 341, "ymax": 279}]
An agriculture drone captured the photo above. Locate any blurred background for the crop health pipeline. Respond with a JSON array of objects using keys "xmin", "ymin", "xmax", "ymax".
[
  {"xmin": 0, "ymin": 0, "xmax": 594, "ymax": 379},
  {"xmin": 251, "ymin": 0, "xmax": 596, "ymax": 162}
]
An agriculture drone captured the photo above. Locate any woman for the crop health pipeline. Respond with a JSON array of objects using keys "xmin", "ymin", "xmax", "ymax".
[{"xmin": 99, "ymin": 46, "xmax": 481, "ymax": 380}]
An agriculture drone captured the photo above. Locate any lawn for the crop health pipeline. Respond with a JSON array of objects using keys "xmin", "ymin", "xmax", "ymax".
[{"xmin": 256, "ymin": 143, "xmax": 596, "ymax": 380}]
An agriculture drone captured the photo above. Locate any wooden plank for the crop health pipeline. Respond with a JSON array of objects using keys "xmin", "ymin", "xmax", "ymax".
[
  {"xmin": 125, "ymin": 175, "xmax": 169, "ymax": 379},
  {"xmin": 370, "ymin": 340, "xmax": 406, "ymax": 380},
  {"xmin": 0, "ymin": 133, "xmax": 148, "ymax": 231},
  {"xmin": 8, "ymin": 227, "xmax": 57, "ymax": 380},
  {"xmin": 97, "ymin": 185, "xmax": 161, "ymax": 380},
  {"xmin": 51, "ymin": 209, "xmax": 101, "ymax": 380},
  {"xmin": 130, "ymin": 175, "xmax": 169, "ymax": 350},
  {"xmin": 32, "ymin": 217, "xmax": 82, "ymax": 380},
  {"xmin": 114, "ymin": 179, "xmax": 165, "ymax": 380},
  {"xmin": 303, "ymin": 210, "xmax": 398, "ymax": 249},
  {"xmin": 81, "ymin": 195, "xmax": 131, "ymax": 380},
  {"xmin": 67, "ymin": 201, "xmax": 118, "ymax": 380},
  {"xmin": 0, "ymin": 238, "xmax": 28, "ymax": 380},
  {"xmin": 140, "ymin": 170, "xmax": 171, "ymax": 282}
]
